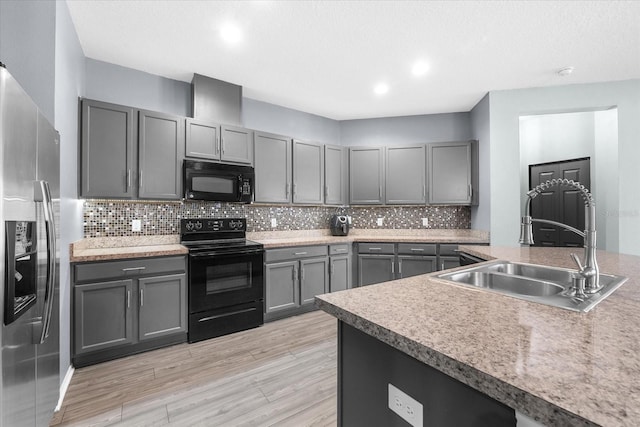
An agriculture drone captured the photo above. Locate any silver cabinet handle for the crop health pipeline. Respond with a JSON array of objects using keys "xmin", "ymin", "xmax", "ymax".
[
  {"xmin": 126, "ymin": 169, "xmax": 131, "ymax": 190},
  {"xmin": 398, "ymin": 260, "xmax": 402, "ymax": 276},
  {"xmin": 334, "ymin": 248, "xmax": 347, "ymax": 253},
  {"xmin": 301, "ymin": 266, "xmax": 305, "ymax": 282},
  {"xmin": 410, "ymin": 248, "xmax": 424, "ymax": 252},
  {"xmin": 221, "ymin": 136, "xmax": 225, "ymax": 154},
  {"xmin": 369, "ymin": 247, "xmax": 382, "ymax": 251},
  {"xmin": 127, "ymin": 290, "xmax": 131, "ymax": 309},
  {"xmin": 215, "ymin": 135, "xmax": 220, "ymax": 155},
  {"xmin": 140, "ymin": 289, "xmax": 144, "ymax": 307},
  {"xmin": 285, "ymin": 182, "xmax": 290, "ymax": 198},
  {"xmin": 468, "ymin": 184, "xmax": 473, "ymax": 199},
  {"xmin": 391, "ymin": 262, "xmax": 395, "ymax": 275},
  {"xmin": 379, "ymin": 186, "xmax": 382, "ymax": 199},
  {"xmin": 423, "ymin": 184, "xmax": 426, "ymax": 198},
  {"xmin": 138, "ymin": 170, "xmax": 143, "ymax": 189},
  {"xmin": 441, "ymin": 262, "xmax": 445, "ymax": 270},
  {"xmin": 324, "ymin": 185, "xmax": 329, "ymax": 200},
  {"xmin": 122, "ymin": 266, "xmax": 146, "ymax": 272},
  {"xmin": 294, "ymin": 251, "xmax": 307, "ymax": 256},
  {"xmin": 330, "ymin": 263, "xmax": 334, "ymax": 276}
]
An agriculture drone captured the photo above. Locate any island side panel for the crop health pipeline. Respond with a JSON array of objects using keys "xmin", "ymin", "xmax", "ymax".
[{"xmin": 338, "ymin": 321, "xmax": 517, "ymax": 427}]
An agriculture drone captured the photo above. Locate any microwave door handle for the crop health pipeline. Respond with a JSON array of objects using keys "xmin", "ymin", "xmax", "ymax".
[{"xmin": 37, "ymin": 181, "xmax": 56, "ymax": 344}]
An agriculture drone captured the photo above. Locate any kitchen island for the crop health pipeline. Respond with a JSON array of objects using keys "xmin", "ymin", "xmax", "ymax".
[{"xmin": 315, "ymin": 246, "xmax": 640, "ymax": 426}]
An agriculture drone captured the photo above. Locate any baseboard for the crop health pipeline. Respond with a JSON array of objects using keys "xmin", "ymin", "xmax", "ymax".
[{"xmin": 55, "ymin": 365, "xmax": 75, "ymax": 412}]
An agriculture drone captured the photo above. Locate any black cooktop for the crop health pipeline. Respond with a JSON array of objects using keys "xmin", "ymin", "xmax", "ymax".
[{"xmin": 180, "ymin": 218, "xmax": 263, "ymax": 253}]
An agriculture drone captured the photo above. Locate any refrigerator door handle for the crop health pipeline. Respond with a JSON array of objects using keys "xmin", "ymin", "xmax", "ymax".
[{"xmin": 37, "ymin": 180, "xmax": 56, "ymax": 344}]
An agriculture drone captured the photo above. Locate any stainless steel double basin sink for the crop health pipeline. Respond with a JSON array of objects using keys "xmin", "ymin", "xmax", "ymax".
[{"xmin": 436, "ymin": 260, "xmax": 627, "ymax": 312}]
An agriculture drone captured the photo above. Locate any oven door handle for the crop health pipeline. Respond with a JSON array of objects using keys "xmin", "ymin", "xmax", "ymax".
[{"xmin": 190, "ymin": 248, "xmax": 264, "ymax": 258}]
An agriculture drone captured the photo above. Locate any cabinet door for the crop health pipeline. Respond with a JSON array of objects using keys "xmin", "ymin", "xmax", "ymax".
[
  {"xmin": 293, "ymin": 140, "xmax": 324, "ymax": 204},
  {"xmin": 300, "ymin": 257, "xmax": 329, "ymax": 305},
  {"xmin": 357, "ymin": 255, "xmax": 395, "ymax": 286},
  {"xmin": 74, "ymin": 279, "xmax": 134, "ymax": 355},
  {"xmin": 138, "ymin": 273, "xmax": 187, "ymax": 341},
  {"xmin": 221, "ymin": 125, "xmax": 253, "ymax": 165},
  {"xmin": 386, "ymin": 145, "xmax": 426, "ymax": 204},
  {"xmin": 185, "ymin": 118, "xmax": 220, "ymax": 160},
  {"xmin": 265, "ymin": 261, "xmax": 299, "ymax": 313},
  {"xmin": 428, "ymin": 141, "xmax": 472, "ymax": 204},
  {"xmin": 439, "ymin": 256, "xmax": 460, "ymax": 271},
  {"xmin": 254, "ymin": 132, "xmax": 292, "ymax": 203},
  {"xmin": 330, "ymin": 255, "xmax": 351, "ymax": 292},
  {"xmin": 81, "ymin": 99, "xmax": 136, "ymax": 198},
  {"xmin": 350, "ymin": 147, "xmax": 384, "ymax": 204},
  {"xmin": 325, "ymin": 144, "xmax": 348, "ymax": 205},
  {"xmin": 398, "ymin": 256, "xmax": 437, "ymax": 278},
  {"xmin": 138, "ymin": 110, "xmax": 184, "ymax": 200}
]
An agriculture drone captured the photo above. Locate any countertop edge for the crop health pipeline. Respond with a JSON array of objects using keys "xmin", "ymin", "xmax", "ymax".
[{"xmin": 315, "ymin": 297, "xmax": 596, "ymax": 427}]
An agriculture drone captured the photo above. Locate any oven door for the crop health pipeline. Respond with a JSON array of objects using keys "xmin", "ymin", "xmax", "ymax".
[{"xmin": 188, "ymin": 248, "xmax": 264, "ymax": 313}]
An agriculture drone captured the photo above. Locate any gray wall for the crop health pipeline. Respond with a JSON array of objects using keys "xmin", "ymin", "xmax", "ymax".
[
  {"xmin": 243, "ymin": 98, "xmax": 341, "ymax": 144},
  {"xmin": 0, "ymin": 0, "xmax": 56, "ymax": 123},
  {"xmin": 85, "ymin": 58, "xmax": 192, "ymax": 117},
  {"xmin": 489, "ymin": 79, "xmax": 640, "ymax": 256},
  {"xmin": 340, "ymin": 112, "xmax": 472, "ymax": 146},
  {"xmin": 55, "ymin": 0, "xmax": 86, "ymax": 387},
  {"xmin": 470, "ymin": 93, "xmax": 490, "ymax": 231}
]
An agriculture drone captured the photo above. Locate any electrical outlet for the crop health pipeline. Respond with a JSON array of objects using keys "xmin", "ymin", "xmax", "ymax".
[
  {"xmin": 271, "ymin": 218, "xmax": 277, "ymax": 227},
  {"xmin": 388, "ymin": 383, "xmax": 423, "ymax": 427},
  {"xmin": 422, "ymin": 218, "xmax": 429, "ymax": 227},
  {"xmin": 131, "ymin": 219, "xmax": 142, "ymax": 232},
  {"xmin": 377, "ymin": 217, "xmax": 384, "ymax": 226}
]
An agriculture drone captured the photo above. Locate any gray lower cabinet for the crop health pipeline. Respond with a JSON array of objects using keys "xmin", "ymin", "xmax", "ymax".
[
  {"xmin": 350, "ymin": 147, "xmax": 384, "ymax": 204},
  {"xmin": 329, "ymin": 244, "xmax": 352, "ymax": 292},
  {"xmin": 386, "ymin": 145, "xmax": 426, "ymax": 204},
  {"xmin": 357, "ymin": 242, "xmax": 462, "ymax": 286},
  {"xmin": 254, "ymin": 131, "xmax": 292, "ymax": 203},
  {"xmin": 324, "ymin": 145, "xmax": 348, "ymax": 205},
  {"xmin": 72, "ymin": 256, "xmax": 187, "ymax": 367},
  {"xmin": 428, "ymin": 141, "xmax": 473, "ymax": 204},
  {"xmin": 293, "ymin": 139, "xmax": 324, "ymax": 204},
  {"xmin": 265, "ymin": 246, "xmax": 329, "ymax": 321}
]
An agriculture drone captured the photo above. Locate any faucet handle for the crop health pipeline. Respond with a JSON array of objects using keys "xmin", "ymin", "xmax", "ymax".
[{"xmin": 570, "ymin": 253, "xmax": 584, "ymax": 271}]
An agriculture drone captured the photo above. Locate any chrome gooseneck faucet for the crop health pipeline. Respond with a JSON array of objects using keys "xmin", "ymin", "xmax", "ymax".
[{"xmin": 519, "ymin": 179, "xmax": 601, "ymax": 294}]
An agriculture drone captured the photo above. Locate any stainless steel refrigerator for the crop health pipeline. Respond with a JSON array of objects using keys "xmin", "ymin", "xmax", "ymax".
[{"xmin": 0, "ymin": 64, "xmax": 60, "ymax": 426}]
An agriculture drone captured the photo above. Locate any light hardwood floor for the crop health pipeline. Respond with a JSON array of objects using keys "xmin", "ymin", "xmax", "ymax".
[{"xmin": 51, "ymin": 311, "xmax": 338, "ymax": 427}]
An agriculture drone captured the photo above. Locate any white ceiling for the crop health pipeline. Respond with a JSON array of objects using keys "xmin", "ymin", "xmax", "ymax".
[{"xmin": 66, "ymin": 0, "xmax": 640, "ymax": 121}]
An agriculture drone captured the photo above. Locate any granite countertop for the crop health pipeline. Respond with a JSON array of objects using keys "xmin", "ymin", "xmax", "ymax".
[
  {"xmin": 316, "ymin": 246, "xmax": 640, "ymax": 426},
  {"xmin": 70, "ymin": 236, "xmax": 187, "ymax": 262},
  {"xmin": 248, "ymin": 228, "xmax": 489, "ymax": 248},
  {"xmin": 70, "ymin": 229, "xmax": 489, "ymax": 262}
]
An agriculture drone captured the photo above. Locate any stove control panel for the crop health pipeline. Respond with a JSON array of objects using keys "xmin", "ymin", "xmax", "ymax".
[{"xmin": 181, "ymin": 218, "xmax": 247, "ymax": 234}]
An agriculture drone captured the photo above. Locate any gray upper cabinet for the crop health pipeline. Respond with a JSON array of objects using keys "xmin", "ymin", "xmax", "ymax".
[
  {"xmin": 220, "ymin": 125, "xmax": 253, "ymax": 165},
  {"xmin": 324, "ymin": 144, "xmax": 348, "ymax": 205},
  {"xmin": 185, "ymin": 120, "xmax": 253, "ymax": 165},
  {"xmin": 350, "ymin": 147, "xmax": 385, "ymax": 204},
  {"xmin": 185, "ymin": 118, "xmax": 220, "ymax": 160},
  {"xmin": 254, "ymin": 131, "xmax": 292, "ymax": 203},
  {"xmin": 81, "ymin": 99, "xmax": 183, "ymax": 200},
  {"xmin": 81, "ymin": 99, "xmax": 136, "ymax": 198},
  {"xmin": 385, "ymin": 145, "xmax": 426, "ymax": 204},
  {"xmin": 428, "ymin": 141, "xmax": 472, "ymax": 204},
  {"xmin": 138, "ymin": 110, "xmax": 184, "ymax": 200},
  {"xmin": 293, "ymin": 139, "xmax": 324, "ymax": 204}
]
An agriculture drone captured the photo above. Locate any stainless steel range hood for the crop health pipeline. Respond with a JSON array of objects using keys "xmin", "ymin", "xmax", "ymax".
[{"xmin": 191, "ymin": 73, "xmax": 243, "ymax": 126}]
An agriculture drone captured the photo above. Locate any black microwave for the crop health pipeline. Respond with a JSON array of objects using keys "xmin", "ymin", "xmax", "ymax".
[{"xmin": 183, "ymin": 160, "xmax": 254, "ymax": 203}]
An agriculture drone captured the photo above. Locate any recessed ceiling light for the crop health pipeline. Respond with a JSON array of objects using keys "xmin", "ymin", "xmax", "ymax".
[
  {"xmin": 374, "ymin": 83, "xmax": 389, "ymax": 95},
  {"xmin": 412, "ymin": 61, "xmax": 429, "ymax": 77},
  {"xmin": 220, "ymin": 23, "xmax": 242, "ymax": 44}
]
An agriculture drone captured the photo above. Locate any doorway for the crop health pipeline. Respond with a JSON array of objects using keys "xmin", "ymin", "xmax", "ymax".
[{"xmin": 528, "ymin": 157, "xmax": 590, "ymax": 247}]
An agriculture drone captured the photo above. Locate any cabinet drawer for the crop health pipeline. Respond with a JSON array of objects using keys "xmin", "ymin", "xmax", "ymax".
[
  {"xmin": 266, "ymin": 245, "xmax": 328, "ymax": 263},
  {"xmin": 357, "ymin": 243, "xmax": 395, "ymax": 254},
  {"xmin": 439, "ymin": 244, "xmax": 459, "ymax": 256},
  {"xmin": 397, "ymin": 243, "xmax": 437, "ymax": 255},
  {"xmin": 329, "ymin": 244, "xmax": 351, "ymax": 256},
  {"xmin": 74, "ymin": 256, "xmax": 186, "ymax": 283}
]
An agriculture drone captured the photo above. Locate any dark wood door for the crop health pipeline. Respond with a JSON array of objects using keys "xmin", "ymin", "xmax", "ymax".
[{"xmin": 529, "ymin": 158, "xmax": 590, "ymax": 247}]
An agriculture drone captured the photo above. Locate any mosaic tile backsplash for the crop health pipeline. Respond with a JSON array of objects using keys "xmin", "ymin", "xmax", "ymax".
[{"xmin": 83, "ymin": 201, "xmax": 471, "ymax": 238}]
